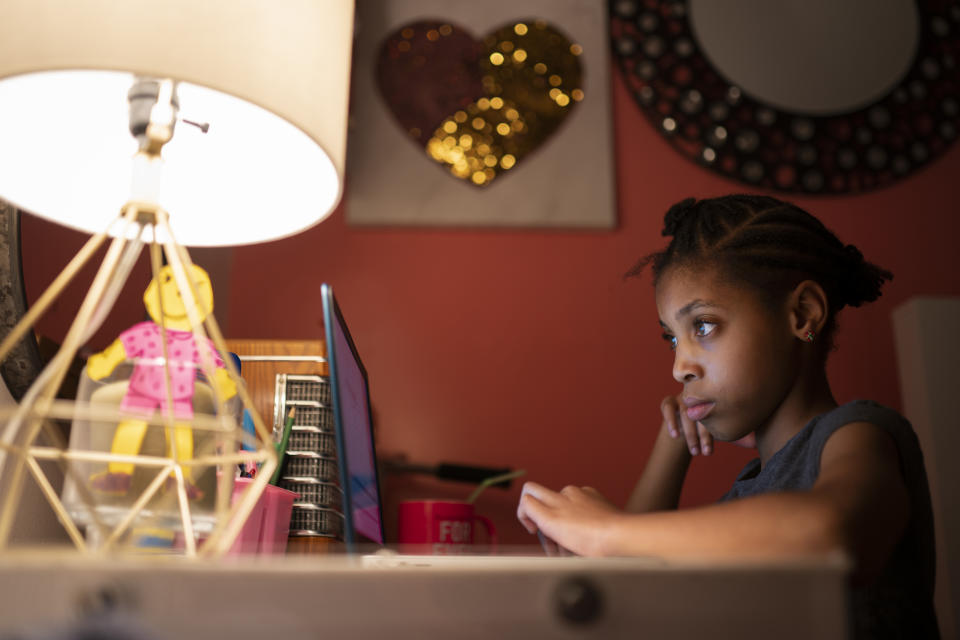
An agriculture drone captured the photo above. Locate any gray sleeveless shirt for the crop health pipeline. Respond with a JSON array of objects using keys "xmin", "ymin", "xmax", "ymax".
[{"xmin": 720, "ymin": 400, "xmax": 939, "ymax": 639}]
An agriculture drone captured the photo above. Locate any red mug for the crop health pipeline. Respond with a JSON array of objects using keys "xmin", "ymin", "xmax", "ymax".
[{"xmin": 397, "ymin": 500, "xmax": 497, "ymax": 554}]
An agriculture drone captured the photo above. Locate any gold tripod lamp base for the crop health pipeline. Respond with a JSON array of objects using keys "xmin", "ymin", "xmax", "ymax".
[{"xmin": 0, "ymin": 202, "xmax": 278, "ymax": 557}]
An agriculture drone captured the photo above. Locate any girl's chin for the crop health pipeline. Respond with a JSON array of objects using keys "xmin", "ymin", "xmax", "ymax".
[
  {"xmin": 702, "ymin": 421, "xmax": 753, "ymax": 445},
  {"xmin": 713, "ymin": 430, "xmax": 759, "ymax": 449}
]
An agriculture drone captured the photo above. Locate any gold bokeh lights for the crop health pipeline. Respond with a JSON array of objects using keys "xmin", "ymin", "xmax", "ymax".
[{"xmin": 425, "ymin": 20, "xmax": 584, "ymax": 187}]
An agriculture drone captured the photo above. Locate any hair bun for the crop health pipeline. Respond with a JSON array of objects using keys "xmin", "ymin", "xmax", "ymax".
[
  {"xmin": 662, "ymin": 198, "xmax": 697, "ymax": 237},
  {"xmin": 836, "ymin": 243, "xmax": 892, "ymax": 308}
]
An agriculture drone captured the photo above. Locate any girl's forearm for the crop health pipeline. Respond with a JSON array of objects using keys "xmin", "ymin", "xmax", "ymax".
[
  {"xmin": 625, "ymin": 427, "xmax": 692, "ymax": 513},
  {"xmin": 608, "ymin": 492, "xmax": 843, "ymax": 560}
]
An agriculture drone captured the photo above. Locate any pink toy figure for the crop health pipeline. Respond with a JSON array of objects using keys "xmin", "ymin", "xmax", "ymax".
[{"xmin": 86, "ymin": 264, "xmax": 237, "ymax": 499}]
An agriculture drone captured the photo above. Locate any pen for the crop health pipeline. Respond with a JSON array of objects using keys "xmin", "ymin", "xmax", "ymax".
[{"xmin": 270, "ymin": 406, "xmax": 296, "ymax": 485}]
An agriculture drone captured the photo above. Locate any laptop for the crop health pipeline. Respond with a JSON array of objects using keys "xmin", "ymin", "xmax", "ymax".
[
  {"xmin": 322, "ymin": 284, "xmax": 529, "ymax": 565},
  {"xmin": 320, "ymin": 283, "xmax": 386, "ymax": 553}
]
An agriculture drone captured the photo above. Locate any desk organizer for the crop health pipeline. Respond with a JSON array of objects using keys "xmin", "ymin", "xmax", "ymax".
[
  {"xmin": 274, "ymin": 374, "xmax": 345, "ymax": 541},
  {"xmin": 279, "ymin": 480, "xmax": 343, "ymax": 512}
]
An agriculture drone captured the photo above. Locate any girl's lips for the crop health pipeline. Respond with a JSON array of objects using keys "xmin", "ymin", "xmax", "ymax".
[{"xmin": 685, "ymin": 401, "xmax": 715, "ymax": 422}]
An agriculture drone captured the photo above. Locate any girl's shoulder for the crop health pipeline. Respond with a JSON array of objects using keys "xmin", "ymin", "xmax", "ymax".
[
  {"xmin": 817, "ymin": 400, "xmax": 908, "ymax": 433},
  {"xmin": 723, "ymin": 400, "xmax": 917, "ymax": 499},
  {"xmin": 811, "ymin": 400, "xmax": 920, "ymax": 466}
]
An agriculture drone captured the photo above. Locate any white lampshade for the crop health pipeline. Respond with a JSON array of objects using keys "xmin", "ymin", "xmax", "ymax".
[{"xmin": 0, "ymin": 0, "xmax": 354, "ymax": 246}]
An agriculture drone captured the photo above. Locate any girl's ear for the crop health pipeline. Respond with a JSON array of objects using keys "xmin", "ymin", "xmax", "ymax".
[{"xmin": 788, "ymin": 280, "xmax": 829, "ymax": 341}]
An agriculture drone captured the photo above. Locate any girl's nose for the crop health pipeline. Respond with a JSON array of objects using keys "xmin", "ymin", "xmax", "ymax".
[{"xmin": 672, "ymin": 346, "xmax": 702, "ymax": 384}]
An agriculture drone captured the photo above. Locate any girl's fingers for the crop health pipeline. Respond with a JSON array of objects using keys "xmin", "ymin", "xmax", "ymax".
[
  {"xmin": 518, "ymin": 482, "xmax": 566, "ymax": 535},
  {"xmin": 581, "ymin": 486, "xmax": 605, "ymax": 502},
  {"xmin": 517, "ymin": 487, "xmax": 548, "ymax": 534},
  {"xmin": 522, "ymin": 481, "xmax": 560, "ymax": 506},
  {"xmin": 680, "ymin": 412, "xmax": 700, "ymax": 455},
  {"xmin": 517, "ymin": 504, "xmax": 538, "ymax": 534},
  {"xmin": 662, "ymin": 393, "xmax": 711, "ymax": 456},
  {"xmin": 559, "ymin": 485, "xmax": 582, "ymax": 499},
  {"xmin": 697, "ymin": 421, "xmax": 713, "ymax": 455},
  {"xmin": 538, "ymin": 531, "xmax": 561, "ymax": 556},
  {"xmin": 661, "ymin": 396, "xmax": 680, "ymax": 437}
]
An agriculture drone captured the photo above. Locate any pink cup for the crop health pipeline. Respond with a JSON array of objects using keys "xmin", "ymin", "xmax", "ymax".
[
  {"xmin": 258, "ymin": 484, "xmax": 297, "ymax": 554},
  {"xmin": 230, "ymin": 479, "xmax": 297, "ymax": 554},
  {"xmin": 172, "ymin": 479, "xmax": 298, "ymax": 555},
  {"xmin": 230, "ymin": 477, "xmax": 267, "ymax": 554}
]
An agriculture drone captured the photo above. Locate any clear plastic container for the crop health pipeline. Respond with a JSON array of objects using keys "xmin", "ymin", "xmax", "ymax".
[{"xmin": 60, "ymin": 356, "xmax": 242, "ymax": 550}]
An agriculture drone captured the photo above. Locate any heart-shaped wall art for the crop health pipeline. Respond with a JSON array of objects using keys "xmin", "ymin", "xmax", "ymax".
[{"xmin": 377, "ymin": 19, "xmax": 584, "ymax": 187}]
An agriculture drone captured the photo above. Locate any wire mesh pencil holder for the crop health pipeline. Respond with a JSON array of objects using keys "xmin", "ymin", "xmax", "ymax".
[
  {"xmin": 290, "ymin": 406, "xmax": 334, "ymax": 432},
  {"xmin": 287, "ymin": 428, "xmax": 337, "ymax": 457},
  {"xmin": 282, "ymin": 452, "xmax": 339, "ymax": 481},
  {"xmin": 279, "ymin": 480, "xmax": 343, "ymax": 512},
  {"xmin": 274, "ymin": 374, "xmax": 344, "ymax": 540},
  {"xmin": 288, "ymin": 505, "xmax": 344, "ymax": 539}
]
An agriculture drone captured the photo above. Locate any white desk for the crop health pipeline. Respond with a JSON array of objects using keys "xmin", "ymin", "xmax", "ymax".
[{"xmin": 0, "ymin": 551, "xmax": 849, "ymax": 639}]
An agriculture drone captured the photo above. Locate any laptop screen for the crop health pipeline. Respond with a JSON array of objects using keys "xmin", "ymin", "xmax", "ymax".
[{"xmin": 321, "ymin": 284, "xmax": 385, "ymax": 550}]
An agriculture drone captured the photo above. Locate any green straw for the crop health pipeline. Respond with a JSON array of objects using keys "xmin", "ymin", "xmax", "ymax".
[
  {"xmin": 466, "ymin": 469, "xmax": 526, "ymax": 504},
  {"xmin": 270, "ymin": 407, "xmax": 296, "ymax": 485}
]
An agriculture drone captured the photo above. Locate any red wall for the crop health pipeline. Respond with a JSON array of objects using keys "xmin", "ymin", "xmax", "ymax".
[{"xmin": 21, "ymin": 66, "xmax": 960, "ymax": 547}]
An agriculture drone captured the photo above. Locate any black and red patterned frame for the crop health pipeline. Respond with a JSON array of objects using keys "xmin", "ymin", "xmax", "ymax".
[{"xmin": 609, "ymin": 0, "xmax": 960, "ymax": 194}]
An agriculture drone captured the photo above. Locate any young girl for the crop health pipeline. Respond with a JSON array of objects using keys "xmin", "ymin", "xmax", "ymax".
[{"xmin": 516, "ymin": 195, "xmax": 938, "ymax": 639}]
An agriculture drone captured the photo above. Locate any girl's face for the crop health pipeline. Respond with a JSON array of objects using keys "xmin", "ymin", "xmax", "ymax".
[{"xmin": 655, "ymin": 265, "xmax": 800, "ymax": 441}]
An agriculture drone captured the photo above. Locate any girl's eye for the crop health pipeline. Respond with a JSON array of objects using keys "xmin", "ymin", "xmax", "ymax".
[
  {"xmin": 694, "ymin": 319, "xmax": 717, "ymax": 338},
  {"xmin": 661, "ymin": 333, "xmax": 677, "ymax": 350}
]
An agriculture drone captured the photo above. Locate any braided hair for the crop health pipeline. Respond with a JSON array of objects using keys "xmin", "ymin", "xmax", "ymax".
[{"xmin": 628, "ymin": 194, "xmax": 892, "ymax": 348}]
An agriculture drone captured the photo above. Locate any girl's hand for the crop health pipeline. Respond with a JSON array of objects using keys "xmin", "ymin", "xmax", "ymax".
[
  {"xmin": 516, "ymin": 481, "xmax": 622, "ymax": 557},
  {"xmin": 661, "ymin": 394, "xmax": 713, "ymax": 456},
  {"xmin": 661, "ymin": 394, "xmax": 757, "ymax": 455}
]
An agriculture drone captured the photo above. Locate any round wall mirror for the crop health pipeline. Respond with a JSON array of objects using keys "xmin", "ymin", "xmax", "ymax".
[{"xmin": 610, "ymin": 0, "xmax": 960, "ymax": 194}]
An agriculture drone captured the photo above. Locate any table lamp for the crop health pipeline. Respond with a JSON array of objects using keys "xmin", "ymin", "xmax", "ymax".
[{"xmin": 0, "ymin": 0, "xmax": 354, "ymax": 556}]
